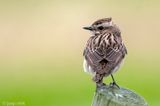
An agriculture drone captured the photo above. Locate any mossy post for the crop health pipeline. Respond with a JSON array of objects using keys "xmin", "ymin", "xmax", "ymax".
[{"xmin": 92, "ymin": 85, "xmax": 148, "ymax": 106}]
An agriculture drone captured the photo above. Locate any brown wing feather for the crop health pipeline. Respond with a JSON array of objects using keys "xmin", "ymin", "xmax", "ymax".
[{"xmin": 83, "ymin": 32, "xmax": 127, "ymax": 75}]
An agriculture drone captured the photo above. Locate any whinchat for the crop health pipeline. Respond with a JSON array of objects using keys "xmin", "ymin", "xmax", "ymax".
[{"xmin": 83, "ymin": 17, "xmax": 127, "ymax": 88}]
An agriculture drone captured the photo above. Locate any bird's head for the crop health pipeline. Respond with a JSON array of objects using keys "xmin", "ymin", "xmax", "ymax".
[{"xmin": 83, "ymin": 17, "xmax": 114, "ymax": 35}]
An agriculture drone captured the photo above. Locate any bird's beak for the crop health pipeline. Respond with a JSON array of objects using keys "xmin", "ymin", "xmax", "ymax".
[{"xmin": 83, "ymin": 26, "xmax": 93, "ymax": 31}]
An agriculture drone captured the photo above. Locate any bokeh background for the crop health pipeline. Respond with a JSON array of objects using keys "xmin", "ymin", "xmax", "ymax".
[{"xmin": 0, "ymin": 0, "xmax": 160, "ymax": 106}]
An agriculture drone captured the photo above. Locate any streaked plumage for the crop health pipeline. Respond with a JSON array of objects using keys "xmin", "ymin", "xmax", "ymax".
[{"xmin": 83, "ymin": 18, "xmax": 127, "ymax": 86}]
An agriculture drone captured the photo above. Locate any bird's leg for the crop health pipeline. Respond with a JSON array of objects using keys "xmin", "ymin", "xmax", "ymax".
[
  {"xmin": 96, "ymin": 80, "xmax": 106, "ymax": 89},
  {"xmin": 93, "ymin": 74, "xmax": 106, "ymax": 89},
  {"xmin": 110, "ymin": 74, "xmax": 120, "ymax": 88}
]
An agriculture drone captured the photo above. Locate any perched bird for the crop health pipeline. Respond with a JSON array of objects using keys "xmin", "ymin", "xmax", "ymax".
[{"xmin": 83, "ymin": 17, "xmax": 127, "ymax": 88}]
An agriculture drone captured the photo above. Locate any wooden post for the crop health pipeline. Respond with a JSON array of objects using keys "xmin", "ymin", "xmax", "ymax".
[{"xmin": 92, "ymin": 85, "xmax": 148, "ymax": 106}]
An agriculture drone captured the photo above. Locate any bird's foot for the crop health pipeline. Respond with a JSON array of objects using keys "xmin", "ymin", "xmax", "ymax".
[
  {"xmin": 110, "ymin": 82, "xmax": 120, "ymax": 89},
  {"xmin": 96, "ymin": 83, "xmax": 106, "ymax": 90}
]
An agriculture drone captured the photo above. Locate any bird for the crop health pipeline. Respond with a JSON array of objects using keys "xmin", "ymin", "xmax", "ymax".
[{"xmin": 83, "ymin": 17, "xmax": 127, "ymax": 88}]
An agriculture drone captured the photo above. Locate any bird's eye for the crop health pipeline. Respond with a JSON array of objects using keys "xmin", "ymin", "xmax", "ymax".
[{"xmin": 97, "ymin": 26, "xmax": 104, "ymax": 30}]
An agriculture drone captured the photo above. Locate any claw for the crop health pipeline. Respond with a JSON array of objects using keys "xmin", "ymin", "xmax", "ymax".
[
  {"xmin": 110, "ymin": 82, "xmax": 120, "ymax": 89},
  {"xmin": 96, "ymin": 83, "xmax": 106, "ymax": 90}
]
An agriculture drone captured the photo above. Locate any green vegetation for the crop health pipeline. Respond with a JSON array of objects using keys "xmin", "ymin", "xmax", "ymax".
[{"xmin": 0, "ymin": 56, "xmax": 159, "ymax": 106}]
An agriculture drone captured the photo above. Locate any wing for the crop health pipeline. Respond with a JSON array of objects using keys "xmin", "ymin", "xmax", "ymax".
[
  {"xmin": 83, "ymin": 33, "xmax": 127, "ymax": 72},
  {"xmin": 83, "ymin": 36, "xmax": 104, "ymax": 66}
]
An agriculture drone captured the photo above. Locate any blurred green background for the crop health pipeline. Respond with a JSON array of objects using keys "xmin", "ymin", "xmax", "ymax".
[{"xmin": 0, "ymin": 0, "xmax": 160, "ymax": 106}]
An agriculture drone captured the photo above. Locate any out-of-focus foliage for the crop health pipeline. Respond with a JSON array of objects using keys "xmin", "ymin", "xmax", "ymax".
[{"xmin": 0, "ymin": 0, "xmax": 160, "ymax": 106}]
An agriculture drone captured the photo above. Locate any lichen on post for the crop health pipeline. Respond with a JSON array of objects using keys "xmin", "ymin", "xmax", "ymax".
[{"xmin": 92, "ymin": 85, "xmax": 148, "ymax": 106}]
